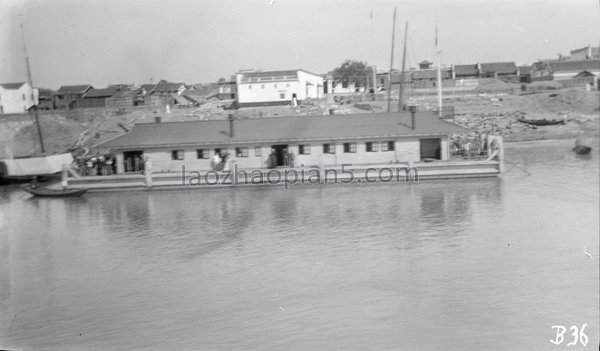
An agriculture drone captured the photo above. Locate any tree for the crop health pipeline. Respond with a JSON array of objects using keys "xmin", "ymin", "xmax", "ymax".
[{"xmin": 332, "ymin": 60, "xmax": 371, "ymax": 89}]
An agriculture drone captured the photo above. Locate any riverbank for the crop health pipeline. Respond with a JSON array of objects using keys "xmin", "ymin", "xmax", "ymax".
[{"xmin": 0, "ymin": 87, "xmax": 597, "ymax": 158}]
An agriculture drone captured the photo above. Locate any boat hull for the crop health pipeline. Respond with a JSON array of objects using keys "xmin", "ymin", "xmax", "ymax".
[
  {"xmin": 517, "ymin": 118, "xmax": 565, "ymax": 126},
  {"xmin": 21, "ymin": 184, "xmax": 88, "ymax": 197}
]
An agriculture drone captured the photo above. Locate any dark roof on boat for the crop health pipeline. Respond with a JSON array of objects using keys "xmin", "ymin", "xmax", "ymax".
[{"xmin": 97, "ymin": 112, "xmax": 465, "ymax": 149}]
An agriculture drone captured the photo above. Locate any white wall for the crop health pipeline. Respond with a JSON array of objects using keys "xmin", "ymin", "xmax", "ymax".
[
  {"xmin": 236, "ymin": 70, "xmax": 324, "ymax": 104},
  {"xmin": 0, "ymin": 84, "xmax": 37, "ymax": 114}
]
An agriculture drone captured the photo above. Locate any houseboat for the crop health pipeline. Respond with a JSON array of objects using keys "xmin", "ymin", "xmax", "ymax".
[{"xmin": 64, "ymin": 109, "xmax": 503, "ymax": 192}]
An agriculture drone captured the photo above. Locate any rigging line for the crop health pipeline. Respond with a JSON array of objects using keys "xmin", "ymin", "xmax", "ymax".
[{"xmin": 503, "ymin": 158, "xmax": 531, "ymax": 176}]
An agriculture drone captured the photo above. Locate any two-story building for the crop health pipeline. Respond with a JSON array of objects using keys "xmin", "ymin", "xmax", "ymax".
[{"xmin": 236, "ymin": 69, "xmax": 323, "ymax": 107}]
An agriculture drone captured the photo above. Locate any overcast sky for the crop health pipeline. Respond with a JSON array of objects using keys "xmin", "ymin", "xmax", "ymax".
[{"xmin": 1, "ymin": 0, "xmax": 598, "ymax": 89}]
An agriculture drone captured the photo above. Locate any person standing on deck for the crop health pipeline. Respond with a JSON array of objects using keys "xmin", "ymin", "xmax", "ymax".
[
  {"xmin": 283, "ymin": 148, "xmax": 289, "ymax": 167},
  {"xmin": 211, "ymin": 153, "xmax": 221, "ymax": 170}
]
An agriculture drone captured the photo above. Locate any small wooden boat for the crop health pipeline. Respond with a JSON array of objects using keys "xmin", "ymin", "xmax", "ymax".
[
  {"xmin": 573, "ymin": 145, "xmax": 592, "ymax": 155},
  {"xmin": 21, "ymin": 184, "xmax": 88, "ymax": 197},
  {"xmin": 573, "ymin": 136, "xmax": 593, "ymax": 155},
  {"xmin": 517, "ymin": 118, "xmax": 565, "ymax": 126}
]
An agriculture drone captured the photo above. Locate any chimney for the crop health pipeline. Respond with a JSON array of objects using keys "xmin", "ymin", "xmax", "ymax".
[
  {"xmin": 228, "ymin": 114, "xmax": 235, "ymax": 137},
  {"xmin": 155, "ymin": 116, "xmax": 162, "ymax": 123},
  {"xmin": 409, "ymin": 105, "xmax": 417, "ymax": 129}
]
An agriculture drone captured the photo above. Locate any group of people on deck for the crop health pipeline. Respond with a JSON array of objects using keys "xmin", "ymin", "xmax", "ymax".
[
  {"xmin": 451, "ymin": 133, "xmax": 493, "ymax": 159},
  {"xmin": 211, "ymin": 152, "xmax": 229, "ymax": 171}
]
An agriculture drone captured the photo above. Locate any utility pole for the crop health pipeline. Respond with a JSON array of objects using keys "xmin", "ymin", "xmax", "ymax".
[
  {"xmin": 387, "ymin": 7, "xmax": 397, "ymax": 112},
  {"xmin": 21, "ymin": 21, "xmax": 45, "ymax": 154},
  {"xmin": 398, "ymin": 21, "xmax": 408, "ymax": 113}
]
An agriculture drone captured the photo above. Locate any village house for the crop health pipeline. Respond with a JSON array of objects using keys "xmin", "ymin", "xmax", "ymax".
[
  {"xmin": 235, "ymin": 69, "xmax": 323, "ymax": 107},
  {"xmin": 37, "ymin": 88, "xmax": 55, "ymax": 110},
  {"xmin": 79, "ymin": 86, "xmax": 121, "ymax": 108},
  {"xmin": 0, "ymin": 82, "xmax": 37, "ymax": 114},
  {"xmin": 478, "ymin": 62, "xmax": 519, "ymax": 79},
  {"xmin": 149, "ymin": 80, "xmax": 186, "ymax": 106},
  {"xmin": 418, "ymin": 60, "xmax": 433, "ymax": 70},
  {"xmin": 569, "ymin": 45, "xmax": 600, "ymax": 61},
  {"xmin": 106, "ymin": 89, "xmax": 143, "ymax": 108},
  {"xmin": 451, "ymin": 64, "xmax": 479, "ymax": 79},
  {"xmin": 517, "ymin": 65, "xmax": 532, "ymax": 83},
  {"xmin": 410, "ymin": 69, "xmax": 451, "ymax": 88},
  {"xmin": 218, "ymin": 79, "xmax": 237, "ymax": 100},
  {"xmin": 323, "ymin": 71, "xmax": 364, "ymax": 94},
  {"xmin": 530, "ymin": 60, "xmax": 600, "ymax": 81},
  {"xmin": 55, "ymin": 85, "xmax": 92, "ymax": 109},
  {"xmin": 96, "ymin": 110, "xmax": 463, "ymax": 175}
]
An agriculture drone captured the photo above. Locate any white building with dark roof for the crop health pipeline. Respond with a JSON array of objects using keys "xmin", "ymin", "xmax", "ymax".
[
  {"xmin": 96, "ymin": 110, "xmax": 463, "ymax": 174},
  {"xmin": 0, "ymin": 82, "xmax": 38, "ymax": 114},
  {"xmin": 236, "ymin": 69, "xmax": 324, "ymax": 107}
]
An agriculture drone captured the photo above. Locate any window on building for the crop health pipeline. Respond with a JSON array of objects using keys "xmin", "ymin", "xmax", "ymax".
[
  {"xmin": 381, "ymin": 141, "xmax": 395, "ymax": 151},
  {"xmin": 196, "ymin": 149, "xmax": 207, "ymax": 159},
  {"xmin": 274, "ymin": 84, "xmax": 277, "ymax": 88},
  {"xmin": 248, "ymin": 85, "xmax": 252, "ymax": 89},
  {"xmin": 280, "ymin": 93, "xmax": 286, "ymax": 99},
  {"xmin": 286, "ymin": 83, "xmax": 290, "ymax": 87},
  {"xmin": 299, "ymin": 144, "xmax": 311, "ymax": 155},
  {"xmin": 261, "ymin": 84, "xmax": 265, "ymax": 89},
  {"xmin": 323, "ymin": 143, "xmax": 335, "ymax": 154},
  {"xmin": 255, "ymin": 146, "xmax": 262, "ymax": 157},
  {"xmin": 171, "ymin": 150, "xmax": 185, "ymax": 160},
  {"xmin": 366, "ymin": 142, "xmax": 379, "ymax": 152},
  {"xmin": 235, "ymin": 147, "xmax": 249, "ymax": 157},
  {"xmin": 343, "ymin": 142, "xmax": 357, "ymax": 153}
]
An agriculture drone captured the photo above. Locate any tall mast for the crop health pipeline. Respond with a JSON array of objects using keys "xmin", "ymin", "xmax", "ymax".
[
  {"xmin": 436, "ymin": 24, "xmax": 442, "ymax": 118},
  {"xmin": 21, "ymin": 22, "xmax": 45, "ymax": 154},
  {"xmin": 387, "ymin": 7, "xmax": 397, "ymax": 112},
  {"xmin": 398, "ymin": 21, "xmax": 408, "ymax": 112}
]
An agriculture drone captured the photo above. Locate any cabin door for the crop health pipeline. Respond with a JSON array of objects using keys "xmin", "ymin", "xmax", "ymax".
[
  {"xmin": 270, "ymin": 144, "xmax": 289, "ymax": 167},
  {"xmin": 123, "ymin": 151, "xmax": 144, "ymax": 172},
  {"xmin": 419, "ymin": 139, "xmax": 441, "ymax": 160}
]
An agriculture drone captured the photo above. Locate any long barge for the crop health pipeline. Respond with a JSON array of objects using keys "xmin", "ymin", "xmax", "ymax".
[{"xmin": 63, "ymin": 110, "xmax": 504, "ymax": 192}]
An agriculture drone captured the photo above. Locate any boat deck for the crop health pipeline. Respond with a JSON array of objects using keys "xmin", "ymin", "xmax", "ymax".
[{"xmin": 66, "ymin": 160, "xmax": 501, "ymax": 192}]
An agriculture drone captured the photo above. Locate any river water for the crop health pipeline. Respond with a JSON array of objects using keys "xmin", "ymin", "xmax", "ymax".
[{"xmin": 1, "ymin": 140, "xmax": 598, "ymax": 350}]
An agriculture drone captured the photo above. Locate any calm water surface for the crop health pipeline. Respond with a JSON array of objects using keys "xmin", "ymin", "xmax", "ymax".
[{"xmin": 1, "ymin": 140, "xmax": 598, "ymax": 350}]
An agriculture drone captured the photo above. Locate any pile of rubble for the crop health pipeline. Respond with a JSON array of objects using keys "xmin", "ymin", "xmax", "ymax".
[{"xmin": 454, "ymin": 110, "xmax": 544, "ymax": 136}]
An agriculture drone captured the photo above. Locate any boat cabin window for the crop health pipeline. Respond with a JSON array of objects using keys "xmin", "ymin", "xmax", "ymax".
[
  {"xmin": 299, "ymin": 144, "xmax": 311, "ymax": 155},
  {"xmin": 171, "ymin": 150, "xmax": 185, "ymax": 160},
  {"xmin": 366, "ymin": 142, "xmax": 379, "ymax": 152},
  {"xmin": 196, "ymin": 149, "xmax": 208, "ymax": 159},
  {"xmin": 323, "ymin": 143, "xmax": 335, "ymax": 154},
  {"xmin": 235, "ymin": 147, "xmax": 249, "ymax": 158},
  {"xmin": 343, "ymin": 143, "xmax": 356, "ymax": 153},
  {"xmin": 382, "ymin": 141, "xmax": 395, "ymax": 152}
]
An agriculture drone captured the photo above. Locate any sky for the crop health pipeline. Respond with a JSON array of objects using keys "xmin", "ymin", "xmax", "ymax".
[{"xmin": 0, "ymin": 0, "xmax": 599, "ymax": 89}]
